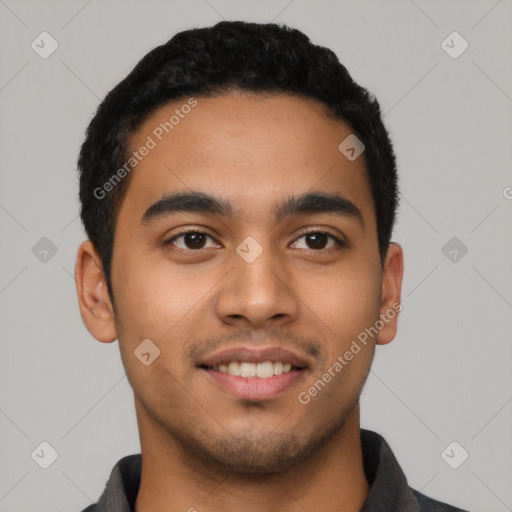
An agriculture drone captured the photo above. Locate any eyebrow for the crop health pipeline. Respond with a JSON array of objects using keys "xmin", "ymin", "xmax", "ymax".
[{"xmin": 141, "ymin": 190, "xmax": 364, "ymax": 227}]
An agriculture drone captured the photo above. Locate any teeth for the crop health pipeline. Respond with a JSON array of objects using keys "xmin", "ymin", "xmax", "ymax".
[
  {"xmin": 240, "ymin": 362, "xmax": 256, "ymax": 377},
  {"xmin": 214, "ymin": 361, "xmax": 296, "ymax": 378},
  {"xmin": 227, "ymin": 361, "xmax": 240, "ymax": 376},
  {"xmin": 257, "ymin": 361, "xmax": 274, "ymax": 378}
]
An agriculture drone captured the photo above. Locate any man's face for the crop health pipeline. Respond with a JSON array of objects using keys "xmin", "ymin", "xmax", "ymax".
[{"xmin": 105, "ymin": 93, "xmax": 395, "ymax": 473}]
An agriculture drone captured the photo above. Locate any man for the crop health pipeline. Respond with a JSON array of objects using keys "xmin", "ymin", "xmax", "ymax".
[{"xmin": 75, "ymin": 21, "xmax": 468, "ymax": 512}]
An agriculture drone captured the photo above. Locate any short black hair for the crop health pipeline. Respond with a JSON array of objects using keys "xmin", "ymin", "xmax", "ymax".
[{"xmin": 78, "ymin": 20, "xmax": 398, "ymax": 298}]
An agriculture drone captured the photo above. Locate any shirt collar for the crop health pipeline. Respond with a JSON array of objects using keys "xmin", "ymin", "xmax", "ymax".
[
  {"xmin": 90, "ymin": 429, "xmax": 420, "ymax": 511},
  {"xmin": 359, "ymin": 429, "xmax": 420, "ymax": 511}
]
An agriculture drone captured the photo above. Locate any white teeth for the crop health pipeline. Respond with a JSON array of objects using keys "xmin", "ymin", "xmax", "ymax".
[
  {"xmin": 240, "ymin": 362, "xmax": 256, "ymax": 377},
  {"xmin": 228, "ymin": 361, "xmax": 241, "ymax": 376},
  {"xmin": 213, "ymin": 360, "xmax": 296, "ymax": 378},
  {"xmin": 273, "ymin": 361, "xmax": 283, "ymax": 375},
  {"xmin": 257, "ymin": 361, "xmax": 274, "ymax": 378}
]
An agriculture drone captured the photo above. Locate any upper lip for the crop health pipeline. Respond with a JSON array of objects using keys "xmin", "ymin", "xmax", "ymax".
[{"xmin": 198, "ymin": 346, "xmax": 310, "ymax": 369}]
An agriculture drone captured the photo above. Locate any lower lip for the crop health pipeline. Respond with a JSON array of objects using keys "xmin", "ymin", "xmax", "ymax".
[{"xmin": 201, "ymin": 368, "xmax": 307, "ymax": 401}]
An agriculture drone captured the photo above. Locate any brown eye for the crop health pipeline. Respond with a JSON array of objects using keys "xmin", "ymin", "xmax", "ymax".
[
  {"xmin": 166, "ymin": 231, "xmax": 220, "ymax": 251},
  {"xmin": 291, "ymin": 231, "xmax": 344, "ymax": 251},
  {"xmin": 304, "ymin": 233, "xmax": 328, "ymax": 249},
  {"xmin": 182, "ymin": 233, "xmax": 207, "ymax": 249}
]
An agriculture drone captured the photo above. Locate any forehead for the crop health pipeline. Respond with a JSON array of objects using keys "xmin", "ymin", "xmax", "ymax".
[{"xmin": 120, "ymin": 93, "xmax": 375, "ymax": 226}]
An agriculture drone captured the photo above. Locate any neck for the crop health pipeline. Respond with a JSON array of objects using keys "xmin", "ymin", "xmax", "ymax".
[{"xmin": 134, "ymin": 401, "xmax": 369, "ymax": 512}]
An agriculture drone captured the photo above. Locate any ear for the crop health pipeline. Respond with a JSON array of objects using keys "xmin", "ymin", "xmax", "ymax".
[
  {"xmin": 376, "ymin": 242, "xmax": 403, "ymax": 346},
  {"xmin": 75, "ymin": 240, "xmax": 117, "ymax": 343}
]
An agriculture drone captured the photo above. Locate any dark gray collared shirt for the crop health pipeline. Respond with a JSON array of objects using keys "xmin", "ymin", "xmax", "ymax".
[{"xmin": 81, "ymin": 429, "xmax": 469, "ymax": 511}]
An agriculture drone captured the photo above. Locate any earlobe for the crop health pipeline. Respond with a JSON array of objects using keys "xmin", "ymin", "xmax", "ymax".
[
  {"xmin": 377, "ymin": 242, "xmax": 403, "ymax": 346},
  {"xmin": 75, "ymin": 240, "xmax": 117, "ymax": 343}
]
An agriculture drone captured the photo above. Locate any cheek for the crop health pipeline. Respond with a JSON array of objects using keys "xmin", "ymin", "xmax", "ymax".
[
  {"xmin": 303, "ymin": 257, "xmax": 382, "ymax": 354},
  {"xmin": 110, "ymin": 251, "xmax": 225, "ymax": 387},
  {"xmin": 297, "ymin": 263, "xmax": 380, "ymax": 410},
  {"xmin": 110, "ymin": 254, "xmax": 199, "ymax": 402},
  {"xmin": 111, "ymin": 251, "xmax": 202, "ymax": 338}
]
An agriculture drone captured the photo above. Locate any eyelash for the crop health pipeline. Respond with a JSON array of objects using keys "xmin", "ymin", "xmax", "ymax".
[{"xmin": 164, "ymin": 229, "xmax": 346, "ymax": 252}]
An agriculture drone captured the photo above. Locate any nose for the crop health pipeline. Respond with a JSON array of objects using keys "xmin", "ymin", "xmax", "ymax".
[{"xmin": 215, "ymin": 243, "xmax": 300, "ymax": 329}]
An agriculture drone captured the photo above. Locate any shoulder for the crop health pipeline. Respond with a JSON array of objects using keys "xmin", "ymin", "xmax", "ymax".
[
  {"xmin": 77, "ymin": 454, "xmax": 142, "ymax": 512},
  {"xmin": 412, "ymin": 488, "xmax": 470, "ymax": 512}
]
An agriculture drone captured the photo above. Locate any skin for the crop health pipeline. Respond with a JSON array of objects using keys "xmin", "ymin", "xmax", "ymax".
[{"xmin": 75, "ymin": 92, "xmax": 403, "ymax": 512}]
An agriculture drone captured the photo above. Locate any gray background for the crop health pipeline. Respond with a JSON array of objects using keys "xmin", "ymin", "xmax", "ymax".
[{"xmin": 1, "ymin": 0, "xmax": 511, "ymax": 511}]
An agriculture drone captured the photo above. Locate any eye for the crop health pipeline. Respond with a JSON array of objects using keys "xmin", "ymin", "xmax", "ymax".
[
  {"xmin": 291, "ymin": 231, "xmax": 344, "ymax": 251},
  {"xmin": 165, "ymin": 231, "xmax": 220, "ymax": 251},
  {"xmin": 164, "ymin": 229, "xmax": 345, "ymax": 252}
]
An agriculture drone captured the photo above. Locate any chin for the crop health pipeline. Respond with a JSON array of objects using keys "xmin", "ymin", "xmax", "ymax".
[
  {"xmin": 180, "ymin": 415, "xmax": 345, "ymax": 477},
  {"xmin": 193, "ymin": 434, "xmax": 308, "ymax": 475}
]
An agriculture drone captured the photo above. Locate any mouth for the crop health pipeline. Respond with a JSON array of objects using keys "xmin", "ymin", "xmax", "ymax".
[
  {"xmin": 202, "ymin": 360, "xmax": 300, "ymax": 378},
  {"xmin": 198, "ymin": 347, "xmax": 309, "ymax": 401}
]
